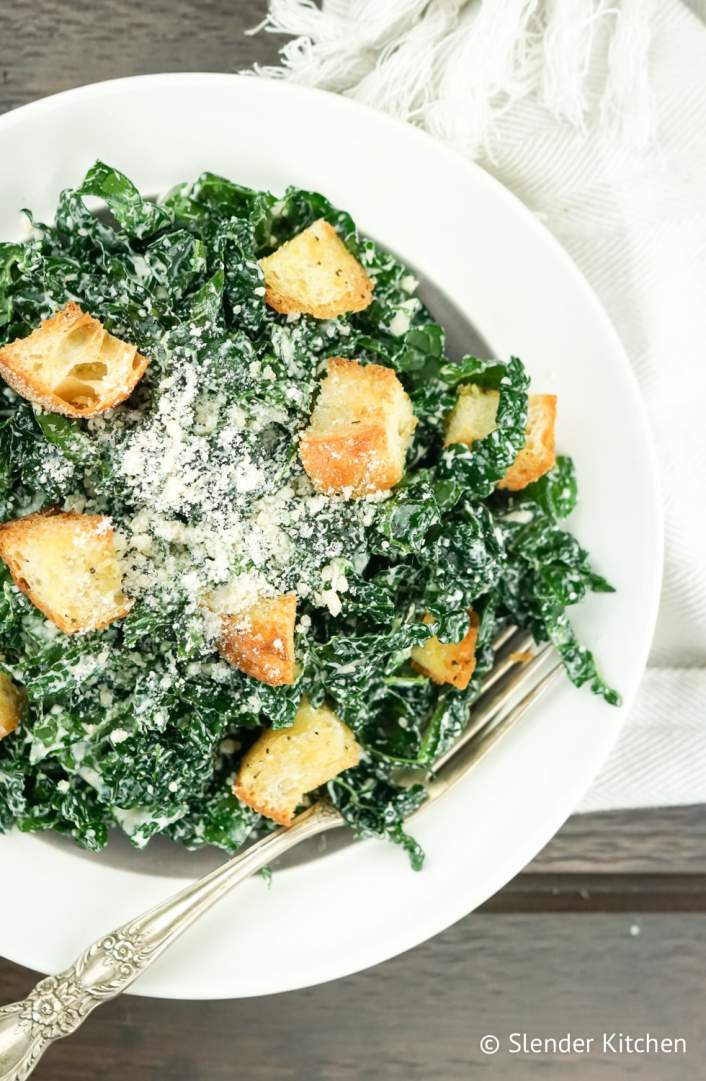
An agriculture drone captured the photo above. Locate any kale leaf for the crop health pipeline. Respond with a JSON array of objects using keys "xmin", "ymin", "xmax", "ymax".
[
  {"xmin": 436, "ymin": 356, "xmax": 529, "ymax": 504},
  {"xmin": 78, "ymin": 161, "xmax": 171, "ymax": 239},
  {"xmin": 516, "ymin": 454, "xmax": 578, "ymax": 520},
  {"xmin": 0, "ymin": 161, "xmax": 619, "ymax": 872},
  {"xmin": 494, "ymin": 506, "xmax": 619, "ymax": 704}
]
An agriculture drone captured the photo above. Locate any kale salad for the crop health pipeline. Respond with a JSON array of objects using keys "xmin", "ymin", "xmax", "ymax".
[{"xmin": 0, "ymin": 163, "xmax": 618, "ymax": 868}]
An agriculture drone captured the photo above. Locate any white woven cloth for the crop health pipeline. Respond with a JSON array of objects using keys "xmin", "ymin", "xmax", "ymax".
[{"xmin": 252, "ymin": 0, "xmax": 706, "ymax": 811}]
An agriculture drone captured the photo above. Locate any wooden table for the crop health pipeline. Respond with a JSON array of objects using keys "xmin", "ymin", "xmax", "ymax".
[{"xmin": 1, "ymin": 3, "xmax": 704, "ymax": 1077}]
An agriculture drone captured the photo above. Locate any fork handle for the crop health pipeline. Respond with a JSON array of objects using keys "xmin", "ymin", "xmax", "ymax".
[{"xmin": 0, "ymin": 802, "xmax": 342, "ymax": 1081}]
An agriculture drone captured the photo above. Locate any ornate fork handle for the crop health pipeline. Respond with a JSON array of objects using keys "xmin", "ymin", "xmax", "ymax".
[
  {"xmin": 0, "ymin": 802, "xmax": 343, "ymax": 1081},
  {"xmin": 0, "ymin": 641, "xmax": 561, "ymax": 1081}
]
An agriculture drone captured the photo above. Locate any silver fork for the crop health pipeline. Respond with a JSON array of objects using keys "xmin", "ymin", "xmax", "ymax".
[{"xmin": 0, "ymin": 631, "xmax": 562, "ymax": 1081}]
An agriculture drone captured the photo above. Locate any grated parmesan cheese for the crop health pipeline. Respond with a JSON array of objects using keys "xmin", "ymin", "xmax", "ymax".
[{"xmin": 59, "ymin": 313, "xmax": 383, "ymax": 647}]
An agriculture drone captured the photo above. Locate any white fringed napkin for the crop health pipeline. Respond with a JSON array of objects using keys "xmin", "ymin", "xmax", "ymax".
[{"xmin": 251, "ymin": 0, "xmax": 706, "ymax": 811}]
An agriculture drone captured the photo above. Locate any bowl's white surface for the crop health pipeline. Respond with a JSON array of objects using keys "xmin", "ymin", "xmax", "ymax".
[{"xmin": 0, "ymin": 74, "xmax": 662, "ymax": 999}]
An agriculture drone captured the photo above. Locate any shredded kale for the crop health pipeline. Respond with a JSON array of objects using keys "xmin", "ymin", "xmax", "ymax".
[
  {"xmin": 436, "ymin": 356, "xmax": 530, "ymax": 504},
  {"xmin": 0, "ymin": 162, "xmax": 619, "ymax": 867},
  {"xmin": 516, "ymin": 454, "xmax": 578, "ymax": 520},
  {"xmin": 494, "ymin": 504, "xmax": 619, "ymax": 704}
]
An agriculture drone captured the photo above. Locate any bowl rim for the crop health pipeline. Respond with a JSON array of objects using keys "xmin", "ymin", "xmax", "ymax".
[{"xmin": 0, "ymin": 72, "xmax": 663, "ymax": 999}]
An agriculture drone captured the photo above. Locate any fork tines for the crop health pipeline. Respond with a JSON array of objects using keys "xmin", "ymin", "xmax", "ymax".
[{"xmin": 427, "ymin": 626, "xmax": 563, "ymax": 800}]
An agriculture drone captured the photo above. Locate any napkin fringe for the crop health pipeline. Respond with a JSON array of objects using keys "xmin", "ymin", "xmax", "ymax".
[
  {"xmin": 251, "ymin": 0, "xmax": 706, "ymax": 811},
  {"xmin": 253, "ymin": 0, "xmax": 655, "ymax": 154}
]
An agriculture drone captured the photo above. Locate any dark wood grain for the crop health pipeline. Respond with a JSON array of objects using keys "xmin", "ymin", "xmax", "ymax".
[
  {"xmin": 0, "ymin": 0, "xmax": 277, "ymax": 115},
  {"xmin": 2, "ymin": 916, "xmax": 705, "ymax": 1081},
  {"xmin": 529, "ymin": 805, "xmax": 706, "ymax": 874},
  {"xmin": 483, "ymin": 873, "xmax": 706, "ymax": 913}
]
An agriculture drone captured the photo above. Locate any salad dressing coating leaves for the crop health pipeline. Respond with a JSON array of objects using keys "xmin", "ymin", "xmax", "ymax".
[{"xmin": 0, "ymin": 164, "xmax": 617, "ymax": 864}]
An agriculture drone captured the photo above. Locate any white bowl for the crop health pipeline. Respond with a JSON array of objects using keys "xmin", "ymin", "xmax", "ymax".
[{"xmin": 0, "ymin": 74, "xmax": 662, "ymax": 999}]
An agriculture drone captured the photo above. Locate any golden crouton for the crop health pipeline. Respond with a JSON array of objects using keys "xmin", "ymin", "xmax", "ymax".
[
  {"xmin": 0, "ymin": 511, "xmax": 133, "ymax": 634},
  {"xmin": 0, "ymin": 672, "xmax": 24, "ymax": 741},
  {"xmin": 444, "ymin": 384, "xmax": 498, "ymax": 448},
  {"xmin": 217, "ymin": 594, "xmax": 297, "ymax": 687},
  {"xmin": 260, "ymin": 219, "xmax": 373, "ymax": 319},
  {"xmin": 411, "ymin": 610, "xmax": 480, "ymax": 690},
  {"xmin": 234, "ymin": 697, "xmax": 362, "ymax": 826},
  {"xmin": 0, "ymin": 302, "xmax": 148, "ymax": 417},
  {"xmin": 444, "ymin": 386, "xmax": 557, "ymax": 491},
  {"xmin": 501, "ymin": 395, "xmax": 557, "ymax": 491},
  {"xmin": 300, "ymin": 357, "xmax": 416, "ymax": 497}
]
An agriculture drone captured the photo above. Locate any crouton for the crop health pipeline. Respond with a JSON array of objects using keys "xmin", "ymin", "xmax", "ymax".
[
  {"xmin": 234, "ymin": 697, "xmax": 361, "ymax": 826},
  {"xmin": 0, "ymin": 511, "xmax": 133, "ymax": 634},
  {"xmin": 260, "ymin": 219, "xmax": 373, "ymax": 319},
  {"xmin": 300, "ymin": 357, "xmax": 416, "ymax": 497},
  {"xmin": 0, "ymin": 302, "xmax": 148, "ymax": 417},
  {"xmin": 411, "ymin": 610, "xmax": 480, "ymax": 690},
  {"xmin": 0, "ymin": 672, "xmax": 24, "ymax": 740},
  {"xmin": 444, "ymin": 386, "xmax": 557, "ymax": 491},
  {"xmin": 217, "ymin": 594, "xmax": 297, "ymax": 687},
  {"xmin": 501, "ymin": 395, "xmax": 557, "ymax": 490},
  {"xmin": 444, "ymin": 384, "xmax": 499, "ymax": 448}
]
